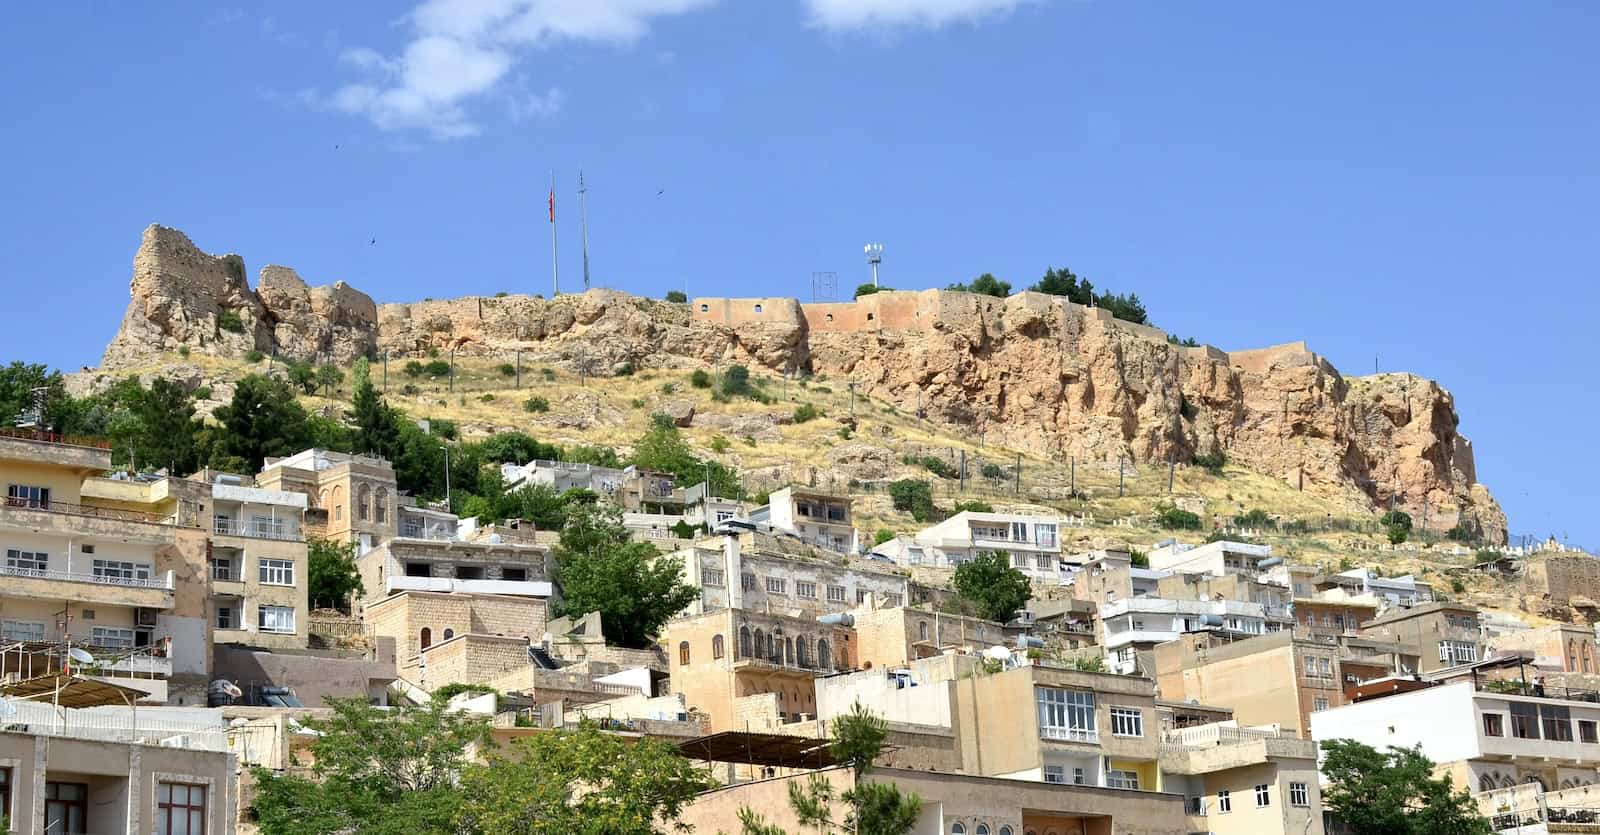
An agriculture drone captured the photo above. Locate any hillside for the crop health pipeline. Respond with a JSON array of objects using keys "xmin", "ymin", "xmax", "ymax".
[{"xmin": 85, "ymin": 223, "xmax": 1506, "ymax": 545}]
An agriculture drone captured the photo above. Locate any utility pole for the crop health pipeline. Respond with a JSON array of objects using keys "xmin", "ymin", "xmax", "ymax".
[
  {"xmin": 1168, "ymin": 451, "xmax": 1176, "ymax": 494},
  {"xmin": 959, "ymin": 450, "xmax": 966, "ymax": 492},
  {"xmin": 1118, "ymin": 457, "xmax": 1125, "ymax": 498},
  {"xmin": 448, "ymin": 348, "xmax": 455, "ymax": 393},
  {"xmin": 1070, "ymin": 456, "xmax": 1076, "ymax": 497},
  {"xmin": 578, "ymin": 170, "xmax": 591, "ymax": 290},
  {"xmin": 382, "ymin": 352, "xmax": 388, "ymax": 392},
  {"xmin": 549, "ymin": 171, "xmax": 559, "ymax": 296},
  {"xmin": 515, "ymin": 349, "xmax": 522, "ymax": 389},
  {"xmin": 1014, "ymin": 452, "xmax": 1022, "ymax": 496},
  {"xmin": 443, "ymin": 443, "xmax": 451, "ymax": 507},
  {"xmin": 848, "ymin": 382, "xmax": 856, "ymax": 418}
]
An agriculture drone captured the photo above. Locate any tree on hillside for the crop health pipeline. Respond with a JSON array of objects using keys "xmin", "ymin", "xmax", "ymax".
[
  {"xmin": 947, "ymin": 273, "xmax": 1011, "ymax": 297},
  {"xmin": 250, "ymin": 698, "xmax": 490, "ymax": 835},
  {"xmin": 665, "ymin": 290, "xmax": 688, "ymax": 303},
  {"xmin": 855, "ymin": 284, "xmax": 888, "ymax": 298},
  {"xmin": 212, "ymin": 374, "xmax": 312, "ymax": 472},
  {"xmin": 1319, "ymin": 739, "xmax": 1491, "ymax": 835},
  {"xmin": 0, "ymin": 361, "xmax": 64, "ymax": 428},
  {"xmin": 553, "ymin": 503, "xmax": 699, "ymax": 648},
  {"xmin": 308, "ymin": 537, "xmax": 363, "ymax": 612},
  {"xmin": 474, "ymin": 431, "xmax": 562, "ymax": 466},
  {"xmin": 350, "ymin": 359, "xmax": 402, "ymax": 460},
  {"xmin": 886, "ymin": 479, "xmax": 934, "ymax": 523},
  {"xmin": 456, "ymin": 723, "xmax": 714, "ymax": 835},
  {"xmin": 631, "ymin": 421, "xmax": 741, "ymax": 499},
  {"xmin": 952, "ymin": 551, "xmax": 1031, "ymax": 623},
  {"xmin": 1032, "ymin": 266, "xmax": 1090, "ymax": 302}
]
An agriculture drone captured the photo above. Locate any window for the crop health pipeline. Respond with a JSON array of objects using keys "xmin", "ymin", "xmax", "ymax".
[
  {"xmin": 5, "ymin": 548, "xmax": 47, "ymax": 574},
  {"xmin": 679, "ymin": 641, "xmax": 691, "ymax": 665},
  {"xmin": 1255, "ymin": 784, "xmax": 1271, "ymax": 807},
  {"xmin": 710, "ymin": 633, "xmax": 725, "ymax": 660},
  {"xmin": 1073, "ymin": 766, "xmax": 1085, "ymax": 785},
  {"xmin": 92, "ymin": 627, "xmax": 135, "ymax": 649},
  {"xmin": 357, "ymin": 484, "xmax": 371, "ymax": 521},
  {"xmin": 210, "ymin": 556, "xmax": 234, "ymax": 581},
  {"xmin": 796, "ymin": 581, "xmax": 817, "ymax": 599},
  {"xmin": 1313, "ymin": 697, "xmax": 1330, "ymax": 712},
  {"xmin": 1012, "ymin": 552, "xmax": 1029, "ymax": 568},
  {"xmin": 259, "ymin": 606, "xmax": 296, "ymax": 634},
  {"xmin": 443, "ymin": 628, "xmax": 454, "ymax": 640},
  {"xmin": 1217, "ymin": 790, "xmax": 1231, "ymax": 813},
  {"xmin": 951, "ymin": 825, "xmax": 965, "ymax": 835},
  {"xmin": 454, "ymin": 565, "xmax": 484, "ymax": 580},
  {"xmin": 704, "ymin": 568, "xmax": 725, "ymax": 587},
  {"xmin": 1304, "ymin": 656, "xmax": 1317, "ymax": 676},
  {"xmin": 1511, "ymin": 702, "xmax": 1540, "ymax": 739},
  {"xmin": 259, "ymin": 558, "xmax": 295, "ymax": 586},
  {"xmin": 375, "ymin": 487, "xmax": 388, "ymax": 523},
  {"xmin": 1542, "ymin": 704, "xmax": 1574, "ymax": 741},
  {"xmin": 1318, "ymin": 657, "xmax": 1332, "ymax": 676},
  {"xmin": 501, "ymin": 567, "xmax": 528, "ymax": 582},
  {"xmin": 1043, "ymin": 765, "xmax": 1065, "ymax": 784},
  {"xmin": 976, "ymin": 825, "xmax": 990, "ymax": 835},
  {"xmin": 919, "ymin": 621, "xmax": 930, "ymax": 641},
  {"xmin": 2, "ymin": 620, "xmax": 45, "ymax": 642},
  {"xmin": 828, "ymin": 585, "xmax": 846, "ymax": 603},
  {"xmin": 856, "ymin": 589, "xmax": 869, "ymax": 604},
  {"xmin": 742, "ymin": 574, "xmax": 758, "ymax": 591},
  {"xmin": 1439, "ymin": 640, "xmax": 1478, "ymax": 664},
  {"xmin": 817, "ymin": 638, "xmax": 832, "ymax": 670},
  {"xmin": 999, "ymin": 827, "xmax": 1013, "ymax": 835},
  {"xmin": 1290, "ymin": 782, "xmax": 1309, "ymax": 807},
  {"xmin": 158, "ymin": 781, "xmax": 207, "ymax": 835},
  {"xmin": 216, "ymin": 605, "xmax": 236, "ymax": 630},
  {"xmin": 739, "ymin": 627, "xmax": 753, "ymax": 658},
  {"xmin": 0, "ymin": 768, "xmax": 8, "ymax": 832},
  {"xmin": 753, "ymin": 304, "xmax": 763, "ymax": 313},
  {"xmin": 1483, "ymin": 713, "xmax": 1505, "ymax": 737},
  {"xmin": 93, "ymin": 559, "xmax": 151, "ymax": 581},
  {"xmin": 1581, "ymin": 720, "xmax": 1598, "ymax": 744},
  {"xmin": 1107, "ymin": 769, "xmax": 1140, "ymax": 790},
  {"xmin": 1110, "ymin": 706, "xmax": 1144, "ymax": 737},
  {"xmin": 885, "ymin": 593, "xmax": 902, "ymax": 606},
  {"xmin": 45, "ymin": 782, "xmax": 86, "ymax": 835},
  {"xmin": 1037, "ymin": 687, "xmax": 1097, "ymax": 741},
  {"xmin": 766, "ymin": 577, "xmax": 787, "ymax": 595},
  {"xmin": 7, "ymin": 484, "xmax": 50, "ymax": 508},
  {"xmin": 1036, "ymin": 523, "xmax": 1057, "ymax": 548}
]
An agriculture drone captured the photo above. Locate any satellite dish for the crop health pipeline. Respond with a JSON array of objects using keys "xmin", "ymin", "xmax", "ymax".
[
  {"xmin": 68, "ymin": 647, "xmax": 96, "ymax": 665},
  {"xmin": 984, "ymin": 645, "xmax": 1012, "ymax": 661}
]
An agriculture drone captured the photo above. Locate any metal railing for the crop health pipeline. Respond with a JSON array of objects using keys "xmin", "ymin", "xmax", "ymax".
[
  {"xmin": 2, "ymin": 497, "xmax": 168, "ymax": 525},
  {"xmin": 213, "ymin": 517, "xmax": 296, "ymax": 541},
  {"xmin": 400, "ymin": 523, "xmax": 457, "ymax": 541},
  {"xmin": 0, "ymin": 426, "xmax": 111, "ymax": 449},
  {"xmin": 1040, "ymin": 725, "xmax": 1100, "ymax": 743},
  {"xmin": 0, "ymin": 562, "xmax": 174, "ymax": 590},
  {"xmin": 1475, "ymin": 678, "xmax": 1600, "ymax": 703}
]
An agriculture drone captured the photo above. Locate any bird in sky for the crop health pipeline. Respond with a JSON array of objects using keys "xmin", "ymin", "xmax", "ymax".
[{"xmin": 369, "ymin": 238, "xmax": 375, "ymax": 245}]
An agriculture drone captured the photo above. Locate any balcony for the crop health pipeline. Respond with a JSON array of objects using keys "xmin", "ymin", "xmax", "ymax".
[
  {"xmin": 0, "ymin": 563, "xmax": 175, "ymax": 608},
  {"xmin": 400, "ymin": 522, "xmax": 458, "ymax": 541},
  {"xmin": 0, "ymin": 497, "xmax": 176, "ymax": 545},
  {"xmin": 1041, "ymin": 725, "xmax": 1100, "ymax": 744},
  {"xmin": 213, "ymin": 517, "xmax": 299, "ymax": 542},
  {"xmin": 385, "ymin": 575, "xmax": 553, "ymax": 598}
]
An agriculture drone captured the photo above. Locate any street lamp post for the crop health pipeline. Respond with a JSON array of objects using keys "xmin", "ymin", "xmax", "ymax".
[{"xmin": 863, "ymin": 243, "xmax": 884, "ymax": 287}]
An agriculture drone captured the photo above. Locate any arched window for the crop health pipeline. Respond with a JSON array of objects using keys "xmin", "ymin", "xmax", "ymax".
[
  {"xmin": 1501, "ymin": 776, "xmax": 1518, "ymax": 789},
  {"xmin": 999, "ymin": 827, "xmax": 1014, "ymax": 835},
  {"xmin": 919, "ymin": 621, "xmax": 929, "ymax": 641},
  {"xmin": 795, "ymin": 637, "xmax": 810, "ymax": 667},
  {"xmin": 976, "ymin": 825, "xmax": 990, "ymax": 835},
  {"xmin": 753, "ymin": 304, "xmax": 764, "ymax": 314},
  {"xmin": 785, "ymin": 637, "xmax": 795, "ymax": 666},
  {"xmin": 420, "ymin": 627, "xmax": 432, "ymax": 649},
  {"xmin": 754, "ymin": 629, "xmax": 767, "ymax": 660},
  {"xmin": 1563, "ymin": 779, "xmax": 1579, "ymax": 790},
  {"xmin": 318, "ymin": 489, "xmax": 329, "ymax": 509},
  {"xmin": 699, "ymin": 304, "xmax": 709, "ymax": 312},
  {"xmin": 1525, "ymin": 775, "xmax": 1547, "ymax": 790},
  {"xmin": 679, "ymin": 641, "xmax": 691, "ymax": 665},
  {"xmin": 713, "ymin": 634, "xmax": 726, "ymax": 659},
  {"xmin": 1585, "ymin": 643, "xmax": 1595, "ymax": 674},
  {"xmin": 331, "ymin": 485, "xmax": 344, "ymax": 522},
  {"xmin": 375, "ymin": 487, "xmax": 388, "ymax": 523},
  {"xmin": 357, "ymin": 484, "xmax": 371, "ymax": 521},
  {"xmin": 952, "ymin": 824, "xmax": 966, "ymax": 835},
  {"xmin": 817, "ymin": 639, "xmax": 832, "ymax": 671},
  {"xmin": 443, "ymin": 628, "xmax": 454, "ymax": 640},
  {"xmin": 769, "ymin": 632, "xmax": 783, "ymax": 663},
  {"xmin": 1479, "ymin": 774, "xmax": 1496, "ymax": 792},
  {"xmin": 1570, "ymin": 640, "xmax": 1579, "ymax": 671},
  {"xmin": 740, "ymin": 626, "xmax": 753, "ymax": 658}
]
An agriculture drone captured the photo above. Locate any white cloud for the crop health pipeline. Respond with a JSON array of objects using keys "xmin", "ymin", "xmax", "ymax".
[
  {"xmin": 332, "ymin": 0, "xmax": 714, "ymax": 139},
  {"xmin": 803, "ymin": 0, "xmax": 1032, "ymax": 31}
]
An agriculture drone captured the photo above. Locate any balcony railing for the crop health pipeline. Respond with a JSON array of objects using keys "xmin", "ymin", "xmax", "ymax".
[
  {"xmin": 0, "ymin": 426, "xmax": 111, "ymax": 449},
  {"xmin": 1040, "ymin": 725, "xmax": 1100, "ymax": 744},
  {"xmin": 213, "ymin": 518, "xmax": 297, "ymax": 541},
  {"xmin": 400, "ymin": 523, "xmax": 457, "ymax": 541},
  {"xmin": 1475, "ymin": 678, "xmax": 1600, "ymax": 703},
  {"xmin": 3, "ymin": 497, "xmax": 167, "ymax": 525},
  {"xmin": 0, "ymin": 562, "xmax": 174, "ymax": 591}
]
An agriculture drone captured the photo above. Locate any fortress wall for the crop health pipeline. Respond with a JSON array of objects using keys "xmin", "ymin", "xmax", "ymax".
[
  {"xmin": 689, "ymin": 296, "xmax": 805, "ymax": 327},
  {"xmin": 1227, "ymin": 342, "xmax": 1312, "ymax": 374},
  {"xmin": 801, "ymin": 290, "xmax": 939, "ymax": 332}
]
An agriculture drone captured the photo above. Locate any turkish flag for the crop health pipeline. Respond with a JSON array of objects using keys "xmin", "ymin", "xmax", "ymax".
[{"xmin": 548, "ymin": 188, "xmax": 555, "ymax": 223}]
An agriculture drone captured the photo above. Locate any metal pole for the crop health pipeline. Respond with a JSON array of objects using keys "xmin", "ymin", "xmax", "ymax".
[
  {"xmin": 515, "ymin": 349, "xmax": 521, "ymax": 389},
  {"xmin": 1014, "ymin": 452, "xmax": 1021, "ymax": 496},
  {"xmin": 1119, "ymin": 457, "xmax": 1125, "ymax": 498},
  {"xmin": 449, "ymin": 348, "xmax": 455, "ymax": 393},
  {"xmin": 959, "ymin": 450, "xmax": 966, "ymax": 492},
  {"xmin": 578, "ymin": 169, "xmax": 591, "ymax": 290},
  {"xmin": 550, "ymin": 170, "xmax": 560, "ymax": 296},
  {"xmin": 1071, "ymin": 456, "xmax": 1076, "ymax": 496},
  {"xmin": 382, "ymin": 352, "xmax": 387, "ymax": 392},
  {"xmin": 444, "ymin": 444, "xmax": 451, "ymax": 507},
  {"xmin": 1168, "ymin": 452, "xmax": 1176, "ymax": 494}
]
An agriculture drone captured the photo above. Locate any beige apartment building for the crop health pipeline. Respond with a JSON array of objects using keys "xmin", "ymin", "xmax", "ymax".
[
  {"xmin": 758, "ymin": 486, "xmax": 859, "ymax": 554},
  {"xmin": 1358, "ymin": 601, "xmax": 1483, "ymax": 673},
  {"xmin": 0, "ymin": 431, "xmax": 212, "ymax": 705},
  {"xmin": 664, "ymin": 608, "xmax": 854, "ymax": 732},
  {"xmin": 1159, "ymin": 724, "xmax": 1324, "ymax": 835},
  {"xmin": 256, "ymin": 448, "xmax": 397, "ymax": 549},
  {"xmin": 355, "ymin": 523, "xmax": 553, "ymax": 613},
  {"xmin": 365, "ymin": 589, "xmax": 549, "ymax": 690},
  {"xmin": 204, "ymin": 478, "xmax": 310, "ymax": 650},
  {"xmin": 671, "ymin": 530, "xmax": 910, "ymax": 618},
  {"xmin": 1489, "ymin": 622, "xmax": 1600, "ymax": 675},
  {"xmin": 849, "ymin": 604, "xmax": 1014, "ymax": 670}
]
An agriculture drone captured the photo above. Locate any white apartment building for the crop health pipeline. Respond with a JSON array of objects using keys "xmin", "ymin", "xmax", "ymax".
[
  {"xmin": 874, "ymin": 511, "xmax": 1068, "ymax": 582},
  {"xmin": 1320, "ymin": 567, "xmax": 1435, "ymax": 610},
  {"xmin": 754, "ymin": 487, "xmax": 859, "ymax": 554},
  {"xmin": 1146, "ymin": 539, "xmax": 1278, "ymax": 577},
  {"xmin": 501, "ymin": 459, "xmax": 630, "ymax": 496},
  {"xmin": 1100, "ymin": 598, "xmax": 1270, "ymax": 674}
]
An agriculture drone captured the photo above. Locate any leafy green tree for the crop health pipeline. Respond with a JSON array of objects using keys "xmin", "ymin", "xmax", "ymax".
[
  {"xmin": 1032, "ymin": 266, "xmax": 1088, "ymax": 301},
  {"xmin": 951, "ymin": 500, "xmax": 993, "ymax": 514},
  {"xmin": 631, "ymin": 421, "xmax": 741, "ymax": 499},
  {"xmin": 350, "ymin": 359, "xmax": 402, "ymax": 459},
  {"xmin": 212, "ymin": 374, "xmax": 312, "ymax": 472},
  {"xmin": 947, "ymin": 273, "xmax": 1011, "ymax": 297},
  {"xmin": 567, "ymin": 444, "xmax": 621, "ymax": 467},
  {"xmin": 1192, "ymin": 451, "xmax": 1227, "ymax": 475},
  {"xmin": 286, "ymin": 362, "xmax": 319, "ymax": 394},
  {"xmin": 1156, "ymin": 505, "xmax": 1202, "ymax": 530},
  {"xmin": 457, "ymin": 722, "xmax": 714, "ymax": 835},
  {"xmin": 873, "ymin": 529, "xmax": 895, "ymax": 546},
  {"xmin": 308, "ymin": 537, "xmax": 364, "ymax": 612},
  {"xmin": 1129, "ymin": 550, "xmax": 1150, "ymax": 568},
  {"xmin": 476, "ymin": 431, "xmax": 562, "ymax": 465},
  {"xmin": 553, "ymin": 504, "xmax": 700, "ymax": 648},
  {"xmin": 720, "ymin": 365, "xmax": 753, "ymax": 398},
  {"xmin": 250, "ymin": 698, "xmax": 490, "ymax": 835},
  {"xmin": 665, "ymin": 290, "xmax": 688, "ymax": 303},
  {"xmin": 1380, "ymin": 510, "xmax": 1413, "ymax": 532},
  {"xmin": 979, "ymin": 462, "xmax": 1003, "ymax": 480},
  {"xmin": 114, "ymin": 378, "xmax": 205, "ymax": 475},
  {"xmin": 0, "ymin": 361, "xmax": 64, "ymax": 428},
  {"xmin": 886, "ymin": 479, "xmax": 934, "ymax": 522},
  {"xmin": 854, "ymin": 284, "xmax": 887, "ymax": 298},
  {"xmin": 317, "ymin": 363, "xmax": 345, "ymax": 394},
  {"xmin": 1319, "ymin": 739, "xmax": 1491, "ymax": 835},
  {"xmin": 689, "ymin": 369, "xmax": 712, "ymax": 389},
  {"xmin": 1387, "ymin": 523, "xmax": 1410, "ymax": 545},
  {"xmin": 952, "ymin": 551, "xmax": 1031, "ymax": 623}
]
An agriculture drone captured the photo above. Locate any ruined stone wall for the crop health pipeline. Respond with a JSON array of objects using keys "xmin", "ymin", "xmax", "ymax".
[{"xmin": 1526, "ymin": 557, "xmax": 1600, "ymax": 606}]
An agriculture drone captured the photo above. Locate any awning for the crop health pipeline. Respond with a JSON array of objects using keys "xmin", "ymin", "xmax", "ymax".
[
  {"xmin": 0, "ymin": 673, "xmax": 146, "ymax": 708},
  {"xmin": 677, "ymin": 731, "xmax": 836, "ymax": 769}
]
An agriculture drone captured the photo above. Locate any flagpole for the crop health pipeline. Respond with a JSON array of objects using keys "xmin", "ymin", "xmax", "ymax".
[
  {"xmin": 579, "ymin": 169, "xmax": 591, "ymax": 290},
  {"xmin": 550, "ymin": 170, "xmax": 560, "ymax": 296}
]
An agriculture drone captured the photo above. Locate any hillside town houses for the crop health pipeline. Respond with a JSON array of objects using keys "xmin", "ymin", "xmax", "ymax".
[{"xmin": 0, "ymin": 427, "xmax": 1582, "ymax": 834}]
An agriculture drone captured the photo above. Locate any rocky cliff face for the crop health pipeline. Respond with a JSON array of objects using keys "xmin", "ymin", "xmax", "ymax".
[{"xmin": 98, "ymin": 225, "xmax": 1507, "ymax": 542}]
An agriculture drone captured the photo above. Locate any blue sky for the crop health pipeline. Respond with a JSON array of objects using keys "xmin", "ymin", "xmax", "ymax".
[{"xmin": 1, "ymin": 2, "xmax": 1595, "ymax": 547}]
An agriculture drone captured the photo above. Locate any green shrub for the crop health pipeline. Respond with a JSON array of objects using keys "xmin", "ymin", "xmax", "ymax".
[
  {"xmin": 1448, "ymin": 521, "xmax": 1480, "ymax": 543},
  {"xmin": 216, "ymin": 310, "xmax": 244, "ymax": 333},
  {"xmin": 428, "ymin": 347, "xmax": 441, "ymax": 358},
  {"xmin": 540, "ymin": 367, "xmax": 555, "ymax": 381},
  {"xmin": 1380, "ymin": 510, "xmax": 1414, "ymax": 532},
  {"xmin": 193, "ymin": 386, "xmax": 212, "ymax": 400},
  {"xmin": 424, "ymin": 360, "xmax": 451, "ymax": 377},
  {"xmin": 792, "ymin": 403, "xmax": 822, "ymax": 423},
  {"xmin": 177, "ymin": 346, "xmax": 190, "ymax": 357},
  {"xmin": 494, "ymin": 291, "xmax": 509, "ymax": 298},
  {"xmin": 615, "ymin": 361, "xmax": 635, "ymax": 377},
  {"xmin": 1193, "ymin": 451, "xmax": 1227, "ymax": 475},
  {"xmin": 401, "ymin": 384, "xmax": 419, "ymax": 395},
  {"xmin": 903, "ymin": 454, "xmax": 956, "ymax": 479},
  {"xmin": 720, "ymin": 365, "xmax": 753, "ymax": 398},
  {"xmin": 403, "ymin": 360, "xmax": 425, "ymax": 377},
  {"xmin": 1235, "ymin": 508, "xmax": 1274, "ymax": 528},
  {"xmin": 660, "ymin": 382, "xmax": 676, "ymax": 395},
  {"xmin": 980, "ymin": 462, "xmax": 1004, "ymax": 480},
  {"xmin": 874, "ymin": 529, "xmax": 896, "ymax": 545},
  {"xmin": 244, "ymin": 349, "xmax": 265, "ymax": 363},
  {"xmin": 498, "ymin": 363, "xmax": 516, "ymax": 377},
  {"xmin": 665, "ymin": 290, "xmax": 687, "ymax": 303},
  {"xmin": 690, "ymin": 369, "xmax": 712, "ymax": 389},
  {"xmin": 838, "ymin": 426, "xmax": 853, "ymax": 440},
  {"xmin": 524, "ymin": 396, "xmax": 550, "ymax": 413},
  {"xmin": 221, "ymin": 254, "xmax": 246, "ymax": 281},
  {"xmin": 1156, "ymin": 504, "xmax": 1202, "ymax": 530},
  {"xmin": 631, "ymin": 398, "xmax": 646, "ymax": 409},
  {"xmin": 1451, "ymin": 578, "xmax": 1466, "ymax": 594},
  {"xmin": 480, "ymin": 394, "xmax": 496, "ymax": 402},
  {"xmin": 888, "ymin": 479, "xmax": 935, "ymax": 522},
  {"xmin": 855, "ymin": 284, "xmax": 884, "ymax": 298},
  {"xmin": 709, "ymin": 435, "xmax": 730, "ymax": 453},
  {"xmin": 1387, "ymin": 523, "xmax": 1409, "ymax": 545},
  {"xmin": 952, "ymin": 500, "xmax": 993, "ymax": 514}
]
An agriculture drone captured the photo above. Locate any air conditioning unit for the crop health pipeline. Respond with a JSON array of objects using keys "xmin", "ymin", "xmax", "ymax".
[{"xmin": 136, "ymin": 608, "xmax": 159, "ymax": 628}]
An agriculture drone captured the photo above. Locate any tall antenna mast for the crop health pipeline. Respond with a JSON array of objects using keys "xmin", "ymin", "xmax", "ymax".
[
  {"xmin": 578, "ymin": 170, "xmax": 591, "ymax": 290},
  {"xmin": 549, "ymin": 171, "xmax": 560, "ymax": 296}
]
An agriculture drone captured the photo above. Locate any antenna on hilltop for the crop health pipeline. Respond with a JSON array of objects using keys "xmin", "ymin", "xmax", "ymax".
[
  {"xmin": 578, "ymin": 170, "xmax": 591, "ymax": 291},
  {"xmin": 864, "ymin": 243, "xmax": 884, "ymax": 287},
  {"xmin": 811, "ymin": 272, "xmax": 838, "ymax": 303}
]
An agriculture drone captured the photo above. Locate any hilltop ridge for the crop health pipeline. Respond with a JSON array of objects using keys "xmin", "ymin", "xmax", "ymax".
[{"xmin": 95, "ymin": 224, "xmax": 1506, "ymax": 543}]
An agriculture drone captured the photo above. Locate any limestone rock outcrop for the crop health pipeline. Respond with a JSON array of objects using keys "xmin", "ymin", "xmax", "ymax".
[{"xmin": 95, "ymin": 225, "xmax": 1507, "ymax": 542}]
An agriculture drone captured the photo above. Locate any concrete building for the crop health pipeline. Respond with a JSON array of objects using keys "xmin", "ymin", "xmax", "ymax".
[
  {"xmin": 877, "ymin": 510, "xmax": 1070, "ymax": 582},
  {"xmin": 1145, "ymin": 540, "xmax": 1277, "ymax": 577},
  {"xmin": 1290, "ymin": 596, "xmax": 1378, "ymax": 641},
  {"xmin": 0, "ymin": 431, "xmax": 211, "ymax": 705},
  {"xmin": 1357, "ymin": 601, "xmax": 1483, "ymax": 674},
  {"xmin": 1100, "ymin": 598, "xmax": 1271, "ymax": 675},
  {"xmin": 1318, "ymin": 567, "xmax": 1434, "ymax": 610},
  {"xmin": 354, "ymin": 524, "xmax": 553, "ymax": 612},
  {"xmin": 204, "ymin": 479, "xmax": 310, "ymax": 651},
  {"xmin": 1151, "ymin": 630, "xmax": 1415, "ymax": 740},
  {"xmin": 679, "ymin": 765, "xmax": 1191, "ymax": 835},
  {"xmin": 663, "ymin": 608, "xmax": 854, "ymax": 732},
  {"xmin": 257, "ymin": 448, "xmax": 396, "ymax": 552},
  {"xmin": 1488, "ymin": 623, "xmax": 1600, "ymax": 675},
  {"xmin": 500, "ymin": 459, "xmax": 687, "ymax": 514},
  {"xmin": 1159, "ymin": 723, "xmax": 1324, "ymax": 835},
  {"xmin": 365, "ymin": 590, "xmax": 548, "ymax": 691},
  {"xmin": 1067, "ymin": 550, "xmax": 1165, "ymax": 611},
  {"xmin": 670, "ymin": 531, "xmax": 910, "ymax": 618},
  {"xmin": 756, "ymin": 487, "xmax": 859, "ymax": 554},
  {"xmin": 848, "ymin": 605, "xmax": 1014, "ymax": 670}
]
